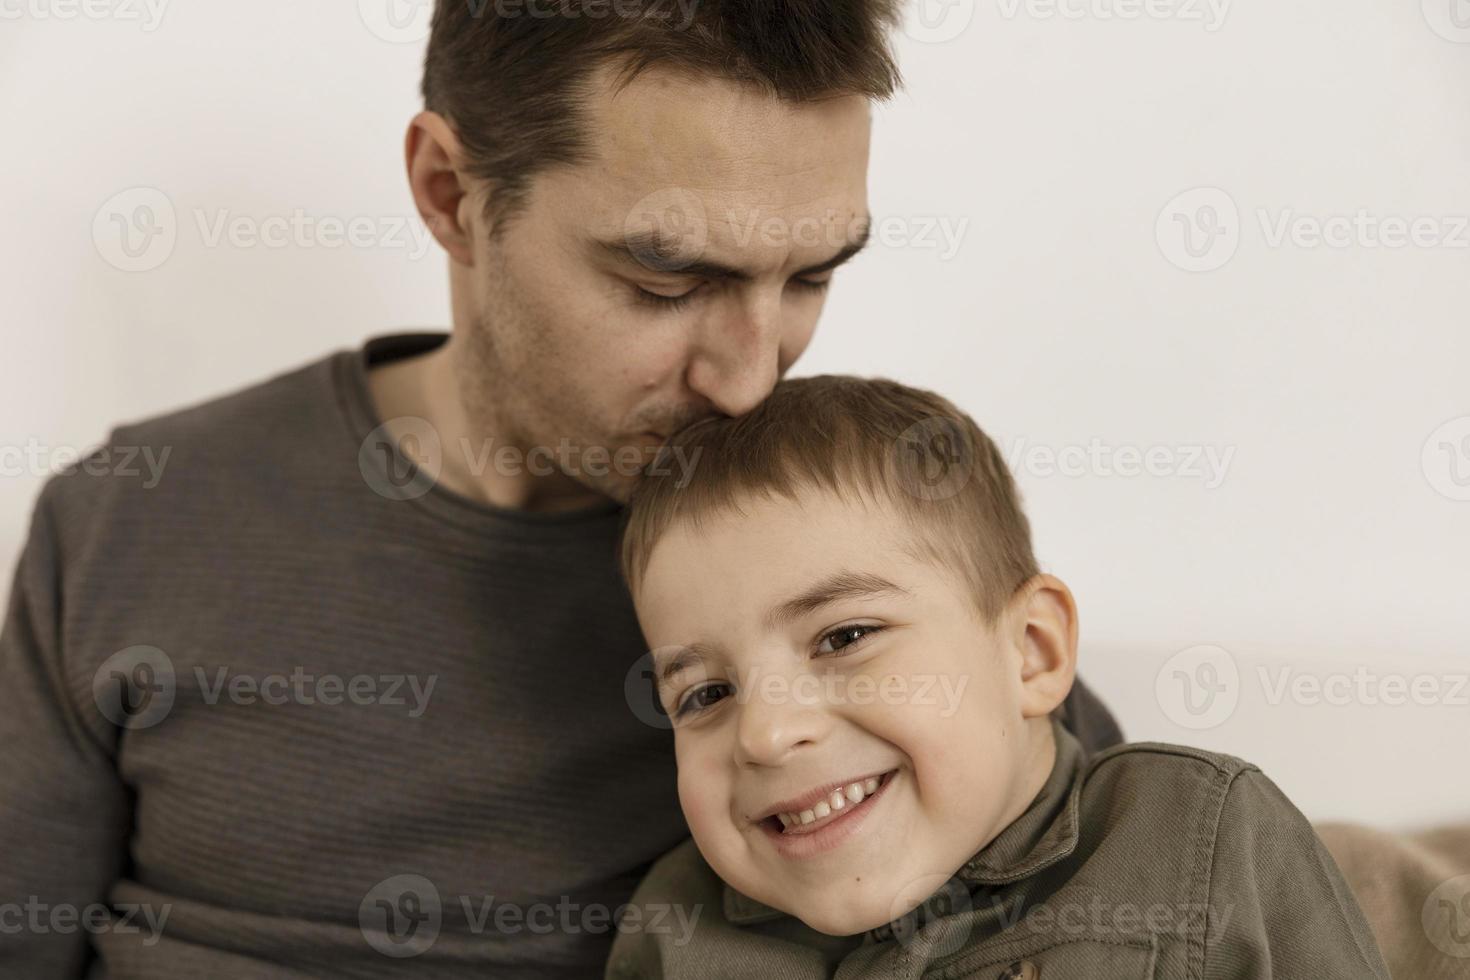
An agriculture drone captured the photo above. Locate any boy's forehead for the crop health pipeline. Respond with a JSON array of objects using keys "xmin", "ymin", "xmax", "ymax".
[{"xmin": 636, "ymin": 488, "xmax": 933, "ymax": 628}]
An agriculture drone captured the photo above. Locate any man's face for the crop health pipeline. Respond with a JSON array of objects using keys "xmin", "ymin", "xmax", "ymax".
[
  {"xmin": 451, "ymin": 64, "xmax": 873, "ymax": 503},
  {"xmin": 634, "ymin": 487, "xmax": 1054, "ymax": 937}
]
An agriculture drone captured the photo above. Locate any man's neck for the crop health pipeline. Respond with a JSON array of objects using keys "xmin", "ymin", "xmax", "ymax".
[{"xmin": 364, "ymin": 335, "xmax": 612, "ymax": 514}]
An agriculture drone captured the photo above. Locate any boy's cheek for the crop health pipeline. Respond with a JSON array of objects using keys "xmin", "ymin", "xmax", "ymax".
[{"xmin": 676, "ymin": 755, "xmax": 733, "ymax": 838}]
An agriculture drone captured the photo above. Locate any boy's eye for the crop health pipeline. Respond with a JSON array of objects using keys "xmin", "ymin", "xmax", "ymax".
[
  {"xmin": 816, "ymin": 623, "xmax": 885, "ymax": 656},
  {"xmin": 674, "ymin": 682, "xmax": 729, "ymax": 718}
]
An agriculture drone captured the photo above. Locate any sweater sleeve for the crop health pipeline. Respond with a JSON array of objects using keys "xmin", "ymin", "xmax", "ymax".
[
  {"xmin": 1201, "ymin": 767, "xmax": 1389, "ymax": 980},
  {"xmin": 0, "ymin": 479, "xmax": 131, "ymax": 977}
]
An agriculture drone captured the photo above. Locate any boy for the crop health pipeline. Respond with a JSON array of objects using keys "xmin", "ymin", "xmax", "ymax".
[{"xmin": 606, "ymin": 375, "xmax": 1388, "ymax": 979}]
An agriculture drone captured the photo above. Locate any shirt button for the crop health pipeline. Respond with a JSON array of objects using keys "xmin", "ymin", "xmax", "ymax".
[{"xmin": 997, "ymin": 961, "xmax": 1039, "ymax": 980}]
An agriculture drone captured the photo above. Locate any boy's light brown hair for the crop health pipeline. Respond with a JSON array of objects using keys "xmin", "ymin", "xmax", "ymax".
[{"xmin": 619, "ymin": 375, "xmax": 1041, "ymax": 623}]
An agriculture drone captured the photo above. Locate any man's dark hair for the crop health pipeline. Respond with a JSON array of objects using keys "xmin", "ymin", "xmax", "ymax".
[{"xmin": 421, "ymin": 0, "xmax": 904, "ymax": 231}]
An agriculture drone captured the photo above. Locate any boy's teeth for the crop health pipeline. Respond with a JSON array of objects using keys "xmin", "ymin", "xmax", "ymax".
[{"xmin": 780, "ymin": 775, "xmax": 884, "ymax": 828}]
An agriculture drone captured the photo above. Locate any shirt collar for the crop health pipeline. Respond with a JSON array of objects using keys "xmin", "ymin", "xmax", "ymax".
[{"xmin": 722, "ymin": 716, "xmax": 1085, "ymax": 927}]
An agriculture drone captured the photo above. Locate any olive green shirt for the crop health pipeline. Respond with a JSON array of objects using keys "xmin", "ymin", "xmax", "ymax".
[{"xmin": 605, "ymin": 721, "xmax": 1389, "ymax": 979}]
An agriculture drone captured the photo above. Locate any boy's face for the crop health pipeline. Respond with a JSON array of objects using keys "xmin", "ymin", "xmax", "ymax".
[{"xmin": 635, "ymin": 487, "xmax": 1064, "ymax": 936}]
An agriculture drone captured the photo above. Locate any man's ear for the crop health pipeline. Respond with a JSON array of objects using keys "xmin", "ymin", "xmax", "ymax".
[
  {"xmin": 1007, "ymin": 573, "xmax": 1079, "ymax": 719},
  {"xmin": 405, "ymin": 110, "xmax": 477, "ymax": 266}
]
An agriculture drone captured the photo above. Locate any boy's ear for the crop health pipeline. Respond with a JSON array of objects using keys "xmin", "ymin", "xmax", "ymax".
[{"xmin": 1007, "ymin": 574, "xmax": 1079, "ymax": 718}]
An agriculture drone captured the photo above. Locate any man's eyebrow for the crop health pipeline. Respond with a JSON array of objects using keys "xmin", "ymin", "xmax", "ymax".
[
  {"xmin": 592, "ymin": 219, "xmax": 871, "ymax": 283},
  {"xmin": 793, "ymin": 222, "xmax": 870, "ymax": 278},
  {"xmin": 762, "ymin": 569, "xmax": 911, "ymax": 633}
]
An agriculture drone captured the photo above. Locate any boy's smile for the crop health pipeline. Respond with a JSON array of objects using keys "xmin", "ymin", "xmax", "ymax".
[{"xmin": 635, "ymin": 485, "xmax": 1073, "ymax": 936}]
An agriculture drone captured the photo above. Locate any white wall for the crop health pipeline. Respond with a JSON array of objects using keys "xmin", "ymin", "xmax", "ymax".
[{"xmin": 2, "ymin": 0, "xmax": 1466, "ymax": 828}]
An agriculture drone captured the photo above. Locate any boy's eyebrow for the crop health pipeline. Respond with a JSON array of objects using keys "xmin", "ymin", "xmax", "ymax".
[
  {"xmin": 763, "ymin": 570, "xmax": 912, "ymax": 633},
  {"xmin": 651, "ymin": 570, "xmax": 910, "ymax": 693},
  {"xmin": 592, "ymin": 222, "xmax": 871, "ymax": 282}
]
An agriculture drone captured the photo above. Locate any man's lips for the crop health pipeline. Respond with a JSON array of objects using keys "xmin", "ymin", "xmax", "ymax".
[{"xmin": 750, "ymin": 768, "xmax": 897, "ymax": 824}]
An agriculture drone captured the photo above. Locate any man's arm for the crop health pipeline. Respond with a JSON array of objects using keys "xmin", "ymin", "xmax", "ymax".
[
  {"xmin": 1201, "ymin": 767, "xmax": 1390, "ymax": 980},
  {"xmin": 0, "ymin": 480, "xmax": 131, "ymax": 977}
]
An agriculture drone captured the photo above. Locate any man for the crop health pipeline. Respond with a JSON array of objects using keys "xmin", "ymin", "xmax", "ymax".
[{"xmin": 0, "ymin": 2, "xmax": 1121, "ymax": 976}]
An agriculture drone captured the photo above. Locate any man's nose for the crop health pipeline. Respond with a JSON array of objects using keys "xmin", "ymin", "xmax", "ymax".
[{"xmin": 684, "ymin": 293, "xmax": 783, "ymax": 418}]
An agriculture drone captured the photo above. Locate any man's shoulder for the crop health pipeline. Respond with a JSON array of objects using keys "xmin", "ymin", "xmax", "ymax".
[
  {"xmin": 40, "ymin": 348, "xmax": 351, "ymax": 517},
  {"xmin": 108, "ymin": 349, "xmax": 346, "ymax": 460}
]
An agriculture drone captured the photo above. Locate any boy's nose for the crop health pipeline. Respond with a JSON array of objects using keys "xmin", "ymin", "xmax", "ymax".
[{"xmin": 731, "ymin": 685, "xmax": 828, "ymax": 768}]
